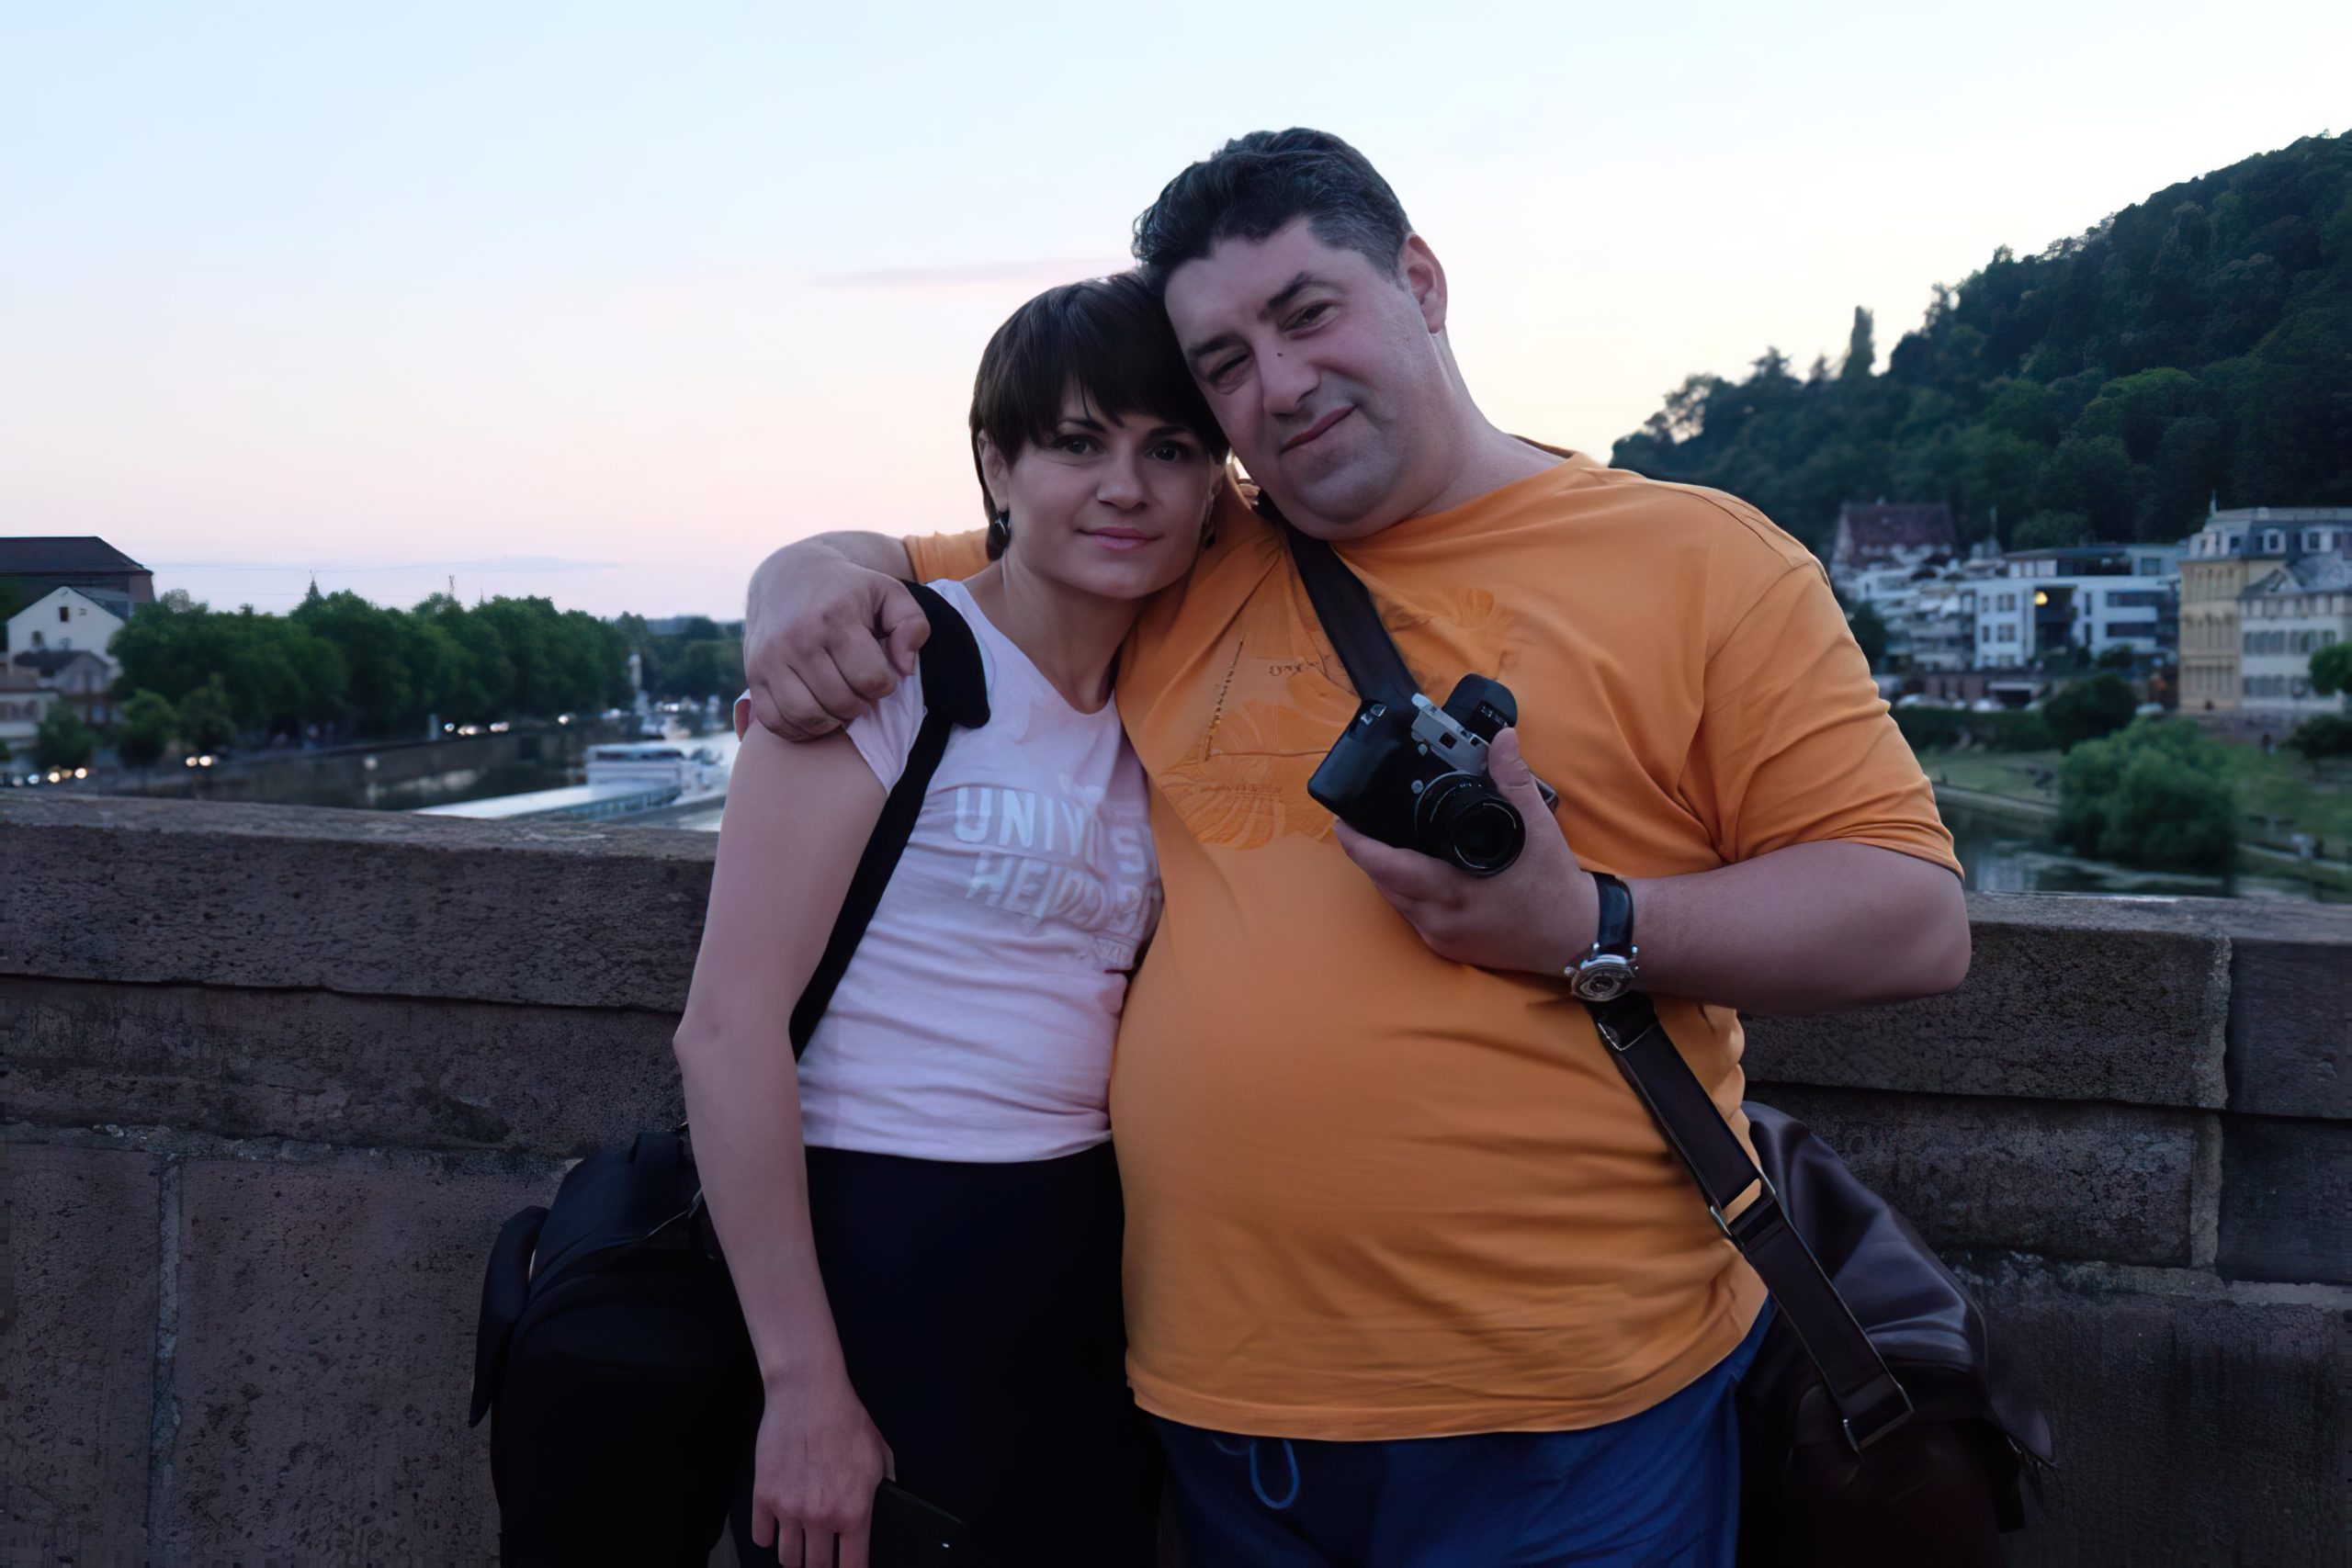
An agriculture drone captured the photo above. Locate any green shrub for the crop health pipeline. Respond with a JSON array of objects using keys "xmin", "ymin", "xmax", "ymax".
[
  {"xmin": 33, "ymin": 704, "xmax": 96, "ymax": 772},
  {"xmin": 2041, "ymin": 672, "xmax": 2139, "ymax": 751},
  {"xmin": 1979, "ymin": 709, "xmax": 2056, "ymax": 751},
  {"xmin": 1893, "ymin": 705, "xmax": 1964, "ymax": 752},
  {"xmin": 2057, "ymin": 718, "xmax": 2237, "ymax": 873},
  {"xmin": 1894, "ymin": 705, "xmax": 2054, "ymax": 754},
  {"xmin": 2285, "ymin": 713, "xmax": 2352, "ymax": 760}
]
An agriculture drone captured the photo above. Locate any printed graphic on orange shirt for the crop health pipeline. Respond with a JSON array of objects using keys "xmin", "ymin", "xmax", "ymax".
[{"xmin": 1158, "ymin": 583, "xmax": 1529, "ymax": 850}]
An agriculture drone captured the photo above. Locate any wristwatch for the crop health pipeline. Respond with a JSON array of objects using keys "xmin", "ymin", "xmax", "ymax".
[{"xmin": 1567, "ymin": 873, "xmax": 1640, "ymax": 1001}]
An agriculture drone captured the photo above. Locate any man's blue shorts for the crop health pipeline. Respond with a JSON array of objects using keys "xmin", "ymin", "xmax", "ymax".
[{"xmin": 1151, "ymin": 1310, "xmax": 1768, "ymax": 1567}]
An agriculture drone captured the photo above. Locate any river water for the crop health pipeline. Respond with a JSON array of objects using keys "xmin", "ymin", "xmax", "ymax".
[{"xmin": 1942, "ymin": 803, "xmax": 2346, "ymax": 903}]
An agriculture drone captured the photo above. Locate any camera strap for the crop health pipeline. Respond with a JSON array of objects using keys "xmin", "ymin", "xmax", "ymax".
[
  {"xmin": 1276, "ymin": 513, "xmax": 1915, "ymax": 1452},
  {"xmin": 1275, "ymin": 505, "xmax": 1418, "ymax": 708}
]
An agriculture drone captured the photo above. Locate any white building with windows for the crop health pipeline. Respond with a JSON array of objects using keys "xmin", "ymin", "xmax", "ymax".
[
  {"xmin": 2238, "ymin": 554, "xmax": 2351, "ymax": 714},
  {"xmin": 4, "ymin": 585, "xmax": 126, "ymax": 670},
  {"xmin": 1972, "ymin": 545, "xmax": 2182, "ymax": 669}
]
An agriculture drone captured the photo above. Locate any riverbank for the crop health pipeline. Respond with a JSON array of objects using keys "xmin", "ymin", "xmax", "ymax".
[{"xmin": 1922, "ymin": 746, "xmax": 2352, "ymax": 895}]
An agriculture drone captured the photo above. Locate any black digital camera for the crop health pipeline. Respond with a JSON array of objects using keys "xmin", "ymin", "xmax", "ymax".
[{"xmin": 1307, "ymin": 674, "xmax": 1557, "ymax": 876}]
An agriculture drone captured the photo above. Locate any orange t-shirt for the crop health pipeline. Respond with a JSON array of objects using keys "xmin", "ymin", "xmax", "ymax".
[{"xmin": 908, "ymin": 448, "xmax": 1957, "ymax": 1439}]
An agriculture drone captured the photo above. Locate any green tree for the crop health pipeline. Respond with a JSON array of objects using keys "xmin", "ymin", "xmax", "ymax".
[
  {"xmin": 2010, "ymin": 511, "xmax": 2093, "ymax": 550},
  {"xmin": 1845, "ymin": 602, "xmax": 1888, "ymax": 670},
  {"xmin": 1610, "ymin": 133, "xmax": 2351, "ymax": 553},
  {"xmin": 2057, "ymin": 719, "xmax": 2237, "ymax": 872},
  {"xmin": 2042, "ymin": 672, "xmax": 2140, "ymax": 750},
  {"xmin": 1840, "ymin": 307, "xmax": 1876, "ymax": 382},
  {"xmin": 115, "ymin": 691, "xmax": 178, "ymax": 773},
  {"xmin": 177, "ymin": 674, "xmax": 239, "ymax": 752},
  {"xmin": 33, "ymin": 703, "xmax": 96, "ymax": 771},
  {"xmin": 2312, "ymin": 641, "xmax": 2352, "ymax": 696}
]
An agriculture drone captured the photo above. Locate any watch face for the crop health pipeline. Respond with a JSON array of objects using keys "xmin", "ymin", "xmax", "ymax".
[{"xmin": 1574, "ymin": 958, "xmax": 1634, "ymax": 1001}]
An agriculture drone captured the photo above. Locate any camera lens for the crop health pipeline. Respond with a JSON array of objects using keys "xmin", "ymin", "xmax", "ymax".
[{"xmin": 1418, "ymin": 773, "xmax": 1524, "ymax": 876}]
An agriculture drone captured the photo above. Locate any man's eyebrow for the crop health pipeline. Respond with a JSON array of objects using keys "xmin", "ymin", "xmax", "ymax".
[
  {"xmin": 1182, "ymin": 271, "xmax": 1337, "ymax": 366},
  {"xmin": 1261, "ymin": 270, "xmax": 1331, "ymax": 318},
  {"xmin": 1183, "ymin": 330, "xmax": 1241, "ymax": 367}
]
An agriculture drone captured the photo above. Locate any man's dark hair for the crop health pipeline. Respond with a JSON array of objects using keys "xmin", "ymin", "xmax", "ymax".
[
  {"xmin": 1132, "ymin": 129, "xmax": 1411, "ymax": 290},
  {"xmin": 968, "ymin": 272, "xmax": 1229, "ymax": 548}
]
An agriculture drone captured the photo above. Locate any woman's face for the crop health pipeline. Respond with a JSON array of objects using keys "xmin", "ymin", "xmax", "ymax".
[{"xmin": 981, "ymin": 389, "xmax": 1218, "ymax": 603}]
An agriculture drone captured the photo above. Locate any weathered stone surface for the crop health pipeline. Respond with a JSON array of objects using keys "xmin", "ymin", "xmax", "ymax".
[
  {"xmin": 2218, "ymin": 1117, "xmax": 2352, "ymax": 1285},
  {"xmin": 1960, "ymin": 1257, "xmax": 2352, "ymax": 1566},
  {"xmin": 155, "ymin": 1152, "xmax": 560, "ymax": 1560},
  {"xmin": 0, "ymin": 794, "xmax": 715, "ymax": 1011},
  {"xmin": 0, "ymin": 1142, "xmax": 159, "ymax": 1563},
  {"xmin": 1743, "ymin": 893, "xmax": 2247, "ymax": 1111},
  {"xmin": 2226, "ymin": 933, "xmax": 2352, "ymax": 1120},
  {"xmin": 4, "ymin": 975, "xmax": 683, "ymax": 1156},
  {"xmin": 1754, "ymin": 1086, "xmax": 2213, "ymax": 1266}
]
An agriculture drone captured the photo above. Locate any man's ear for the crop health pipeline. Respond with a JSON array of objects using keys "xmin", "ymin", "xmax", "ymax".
[
  {"xmin": 976, "ymin": 433, "xmax": 1013, "ymax": 513},
  {"xmin": 1398, "ymin": 233, "xmax": 1447, "ymax": 336}
]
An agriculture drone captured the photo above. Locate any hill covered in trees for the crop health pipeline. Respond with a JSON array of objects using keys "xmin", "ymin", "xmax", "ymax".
[{"xmin": 1610, "ymin": 132, "xmax": 2350, "ymax": 553}]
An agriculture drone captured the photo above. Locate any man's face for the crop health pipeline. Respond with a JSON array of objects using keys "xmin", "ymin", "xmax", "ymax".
[{"xmin": 1161, "ymin": 220, "xmax": 1451, "ymax": 539}]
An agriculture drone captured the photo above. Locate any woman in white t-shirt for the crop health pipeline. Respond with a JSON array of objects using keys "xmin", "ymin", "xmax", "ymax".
[{"xmin": 672, "ymin": 273, "xmax": 1227, "ymax": 1568}]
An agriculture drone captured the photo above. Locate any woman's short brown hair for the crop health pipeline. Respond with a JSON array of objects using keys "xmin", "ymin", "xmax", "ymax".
[{"xmin": 968, "ymin": 272, "xmax": 1228, "ymax": 550}]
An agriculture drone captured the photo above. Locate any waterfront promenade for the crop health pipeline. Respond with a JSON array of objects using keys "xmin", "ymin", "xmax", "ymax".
[{"xmin": 4, "ymin": 793, "xmax": 2347, "ymax": 1563}]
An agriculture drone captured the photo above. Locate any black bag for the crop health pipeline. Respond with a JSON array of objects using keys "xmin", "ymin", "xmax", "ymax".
[
  {"xmin": 469, "ymin": 582, "xmax": 990, "ymax": 1566},
  {"xmin": 1279, "ymin": 522, "xmax": 2052, "ymax": 1564}
]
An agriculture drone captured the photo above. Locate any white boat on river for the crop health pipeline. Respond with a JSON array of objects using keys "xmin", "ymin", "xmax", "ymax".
[{"xmin": 416, "ymin": 736, "xmax": 734, "ymax": 823}]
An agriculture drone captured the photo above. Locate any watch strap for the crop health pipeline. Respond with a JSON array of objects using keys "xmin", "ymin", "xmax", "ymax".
[{"xmin": 1589, "ymin": 872, "xmax": 1634, "ymax": 957}]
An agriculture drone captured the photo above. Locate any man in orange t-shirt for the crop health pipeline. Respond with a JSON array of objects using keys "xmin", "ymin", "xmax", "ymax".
[{"xmin": 742, "ymin": 130, "xmax": 1968, "ymax": 1563}]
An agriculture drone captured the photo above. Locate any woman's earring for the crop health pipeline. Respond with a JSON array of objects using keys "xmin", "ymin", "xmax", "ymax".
[
  {"xmin": 1202, "ymin": 512, "xmax": 1218, "ymax": 549},
  {"xmin": 988, "ymin": 509, "xmax": 1012, "ymax": 555}
]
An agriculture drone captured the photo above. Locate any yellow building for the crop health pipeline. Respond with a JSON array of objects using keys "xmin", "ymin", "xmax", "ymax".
[{"xmin": 2178, "ymin": 506, "xmax": 2352, "ymax": 711}]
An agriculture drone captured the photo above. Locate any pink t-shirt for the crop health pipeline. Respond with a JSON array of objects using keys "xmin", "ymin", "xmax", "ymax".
[{"xmin": 775, "ymin": 579, "xmax": 1160, "ymax": 1162}]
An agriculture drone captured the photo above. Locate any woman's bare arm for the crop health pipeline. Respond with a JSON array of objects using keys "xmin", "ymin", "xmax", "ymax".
[{"xmin": 671, "ymin": 723, "xmax": 889, "ymax": 1559}]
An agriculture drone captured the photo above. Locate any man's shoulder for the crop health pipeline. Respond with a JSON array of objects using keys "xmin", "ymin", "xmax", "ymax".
[{"xmin": 1556, "ymin": 457, "xmax": 1818, "ymax": 578}]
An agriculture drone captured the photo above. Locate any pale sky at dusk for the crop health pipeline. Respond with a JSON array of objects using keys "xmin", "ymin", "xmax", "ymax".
[{"xmin": 2, "ymin": 2, "xmax": 2342, "ymax": 618}]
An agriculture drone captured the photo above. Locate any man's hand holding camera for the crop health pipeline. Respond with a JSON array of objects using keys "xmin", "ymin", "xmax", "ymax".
[{"xmin": 1333, "ymin": 728, "xmax": 1600, "ymax": 978}]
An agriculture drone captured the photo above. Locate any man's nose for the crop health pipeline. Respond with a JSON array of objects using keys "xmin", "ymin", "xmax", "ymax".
[{"xmin": 1261, "ymin": 350, "xmax": 1317, "ymax": 417}]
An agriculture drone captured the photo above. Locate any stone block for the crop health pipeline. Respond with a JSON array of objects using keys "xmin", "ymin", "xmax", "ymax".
[
  {"xmin": 1743, "ymin": 893, "xmax": 2237, "ymax": 1110},
  {"xmin": 2218, "ymin": 1116, "xmax": 2351, "ymax": 1285},
  {"xmin": 154, "ymin": 1151, "xmax": 561, "ymax": 1560},
  {"xmin": 1961, "ymin": 1257, "xmax": 2352, "ymax": 1566},
  {"xmin": 2227, "ymin": 933, "xmax": 2352, "ymax": 1120},
  {"xmin": 0, "ymin": 794, "xmax": 715, "ymax": 1011},
  {"xmin": 1753, "ymin": 1086, "xmax": 2213, "ymax": 1266},
  {"xmin": 3, "ymin": 975, "xmax": 684, "ymax": 1156},
  {"xmin": 0, "ymin": 1140, "xmax": 159, "ymax": 1563}
]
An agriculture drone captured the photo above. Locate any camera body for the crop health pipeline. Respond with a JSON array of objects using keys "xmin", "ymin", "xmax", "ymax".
[{"xmin": 1308, "ymin": 674, "xmax": 1555, "ymax": 876}]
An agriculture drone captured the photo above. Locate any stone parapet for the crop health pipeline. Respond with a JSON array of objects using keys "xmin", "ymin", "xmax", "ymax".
[{"xmin": 3, "ymin": 795, "xmax": 2347, "ymax": 1562}]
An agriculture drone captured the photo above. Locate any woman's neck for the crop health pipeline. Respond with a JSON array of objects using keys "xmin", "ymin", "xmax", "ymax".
[{"xmin": 964, "ymin": 562, "xmax": 1140, "ymax": 714}]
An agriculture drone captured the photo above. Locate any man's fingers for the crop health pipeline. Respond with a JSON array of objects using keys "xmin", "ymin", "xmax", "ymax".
[
  {"xmin": 841, "ymin": 1522, "xmax": 872, "ymax": 1568},
  {"xmin": 828, "ymin": 631, "xmax": 906, "ymax": 707},
  {"xmin": 1333, "ymin": 820, "xmax": 1461, "ymax": 905},
  {"xmin": 797, "ymin": 654, "xmax": 873, "ymax": 729},
  {"xmin": 1487, "ymin": 728, "xmax": 1552, "ymax": 818},
  {"xmin": 876, "ymin": 582, "xmax": 933, "ymax": 679}
]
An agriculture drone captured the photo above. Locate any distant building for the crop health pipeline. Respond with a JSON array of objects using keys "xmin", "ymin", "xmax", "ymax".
[
  {"xmin": 1829, "ymin": 502, "xmax": 1956, "ymax": 588},
  {"xmin": 4, "ymin": 584, "xmax": 127, "ymax": 663},
  {"xmin": 0, "ymin": 536, "xmax": 153, "ymax": 619},
  {"xmin": 2178, "ymin": 506, "xmax": 2352, "ymax": 711},
  {"xmin": 2237, "ymin": 554, "xmax": 2351, "ymax": 715},
  {"xmin": 0, "ymin": 664, "xmax": 56, "ymax": 753},
  {"xmin": 1969, "ymin": 544, "xmax": 2182, "ymax": 670},
  {"xmin": 12, "ymin": 649, "xmax": 118, "ymax": 727}
]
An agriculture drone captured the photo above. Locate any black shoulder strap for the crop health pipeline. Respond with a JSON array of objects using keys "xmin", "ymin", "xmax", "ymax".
[
  {"xmin": 1272, "ymin": 499, "xmax": 1416, "ymax": 706},
  {"xmin": 787, "ymin": 581, "xmax": 989, "ymax": 1055},
  {"xmin": 1281, "ymin": 522, "xmax": 1916, "ymax": 1453}
]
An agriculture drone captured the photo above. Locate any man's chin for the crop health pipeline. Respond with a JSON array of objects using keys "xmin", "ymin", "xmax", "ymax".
[{"xmin": 1263, "ymin": 462, "xmax": 1400, "ymax": 540}]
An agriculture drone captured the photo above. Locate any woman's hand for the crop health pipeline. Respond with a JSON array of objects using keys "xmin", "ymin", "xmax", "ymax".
[{"xmin": 744, "ymin": 1367, "xmax": 895, "ymax": 1568}]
